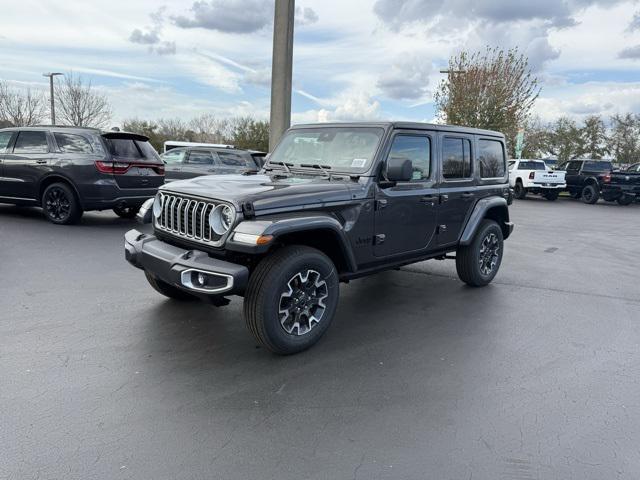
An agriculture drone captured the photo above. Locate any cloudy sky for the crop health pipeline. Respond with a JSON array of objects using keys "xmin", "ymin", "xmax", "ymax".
[{"xmin": 1, "ymin": 0, "xmax": 640, "ymax": 126}]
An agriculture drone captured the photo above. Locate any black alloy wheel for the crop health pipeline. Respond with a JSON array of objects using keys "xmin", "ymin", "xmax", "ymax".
[{"xmin": 42, "ymin": 183, "xmax": 83, "ymax": 225}]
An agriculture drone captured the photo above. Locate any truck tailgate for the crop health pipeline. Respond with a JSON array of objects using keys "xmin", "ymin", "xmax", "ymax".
[{"xmin": 533, "ymin": 171, "xmax": 565, "ymax": 185}]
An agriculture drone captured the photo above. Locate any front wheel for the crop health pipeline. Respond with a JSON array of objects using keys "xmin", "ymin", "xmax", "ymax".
[
  {"xmin": 244, "ymin": 245, "xmax": 339, "ymax": 355},
  {"xmin": 456, "ymin": 219, "xmax": 504, "ymax": 287},
  {"xmin": 581, "ymin": 184, "xmax": 600, "ymax": 204},
  {"xmin": 617, "ymin": 195, "xmax": 634, "ymax": 206},
  {"xmin": 42, "ymin": 182, "xmax": 83, "ymax": 225},
  {"xmin": 544, "ymin": 190, "xmax": 560, "ymax": 201},
  {"xmin": 113, "ymin": 205, "xmax": 141, "ymax": 219}
]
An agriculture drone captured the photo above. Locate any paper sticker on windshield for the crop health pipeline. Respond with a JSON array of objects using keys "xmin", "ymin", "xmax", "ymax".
[{"xmin": 351, "ymin": 158, "xmax": 367, "ymax": 168}]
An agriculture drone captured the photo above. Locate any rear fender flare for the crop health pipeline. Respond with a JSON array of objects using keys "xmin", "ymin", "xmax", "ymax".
[{"xmin": 459, "ymin": 197, "xmax": 511, "ymax": 245}]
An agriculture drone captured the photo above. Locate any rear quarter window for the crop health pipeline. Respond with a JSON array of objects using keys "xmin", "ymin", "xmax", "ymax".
[
  {"xmin": 54, "ymin": 133, "xmax": 93, "ymax": 153},
  {"xmin": 478, "ymin": 139, "xmax": 506, "ymax": 178}
]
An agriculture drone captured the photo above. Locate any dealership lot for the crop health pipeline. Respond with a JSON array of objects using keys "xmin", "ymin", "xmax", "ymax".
[{"xmin": 2, "ymin": 198, "xmax": 639, "ymax": 480}]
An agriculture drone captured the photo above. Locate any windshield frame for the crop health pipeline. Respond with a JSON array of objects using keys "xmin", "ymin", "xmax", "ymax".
[{"xmin": 267, "ymin": 126, "xmax": 387, "ymax": 175}]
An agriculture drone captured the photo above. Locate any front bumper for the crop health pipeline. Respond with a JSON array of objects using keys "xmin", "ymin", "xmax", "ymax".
[
  {"xmin": 124, "ymin": 229, "xmax": 249, "ymax": 297},
  {"xmin": 602, "ymin": 185, "xmax": 640, "ymax": 196}
]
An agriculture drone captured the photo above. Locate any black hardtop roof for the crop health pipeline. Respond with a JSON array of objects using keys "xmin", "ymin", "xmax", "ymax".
[{"xmin": 290, "ymin": 121, "xmax": 505, "ymax": 138}]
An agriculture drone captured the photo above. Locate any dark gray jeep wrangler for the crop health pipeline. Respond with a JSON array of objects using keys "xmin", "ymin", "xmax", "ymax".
[{"xmin": 125, "ymin": 122, "xmax": 513, "ymax": 354}]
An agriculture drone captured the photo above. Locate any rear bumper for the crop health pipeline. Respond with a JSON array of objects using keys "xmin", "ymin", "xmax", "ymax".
[
  {"xmin": 124, "ymin": 229, "xmax": 249, "ymax": 298},
  {"xmin": 602, "ymin": 185, "xmax": 640, "ymax": 196},
  {"xmin": 79, "ymin": 181, "xmax": 160, "ymax": 210}
]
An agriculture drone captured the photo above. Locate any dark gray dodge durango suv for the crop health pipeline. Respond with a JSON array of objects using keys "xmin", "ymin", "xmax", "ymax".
[{"xmin": 0, "ymin": 126, "xmax": 164, "ymax": 224}]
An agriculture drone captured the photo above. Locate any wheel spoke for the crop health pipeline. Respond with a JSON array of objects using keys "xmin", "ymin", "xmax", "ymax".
[{"xmin": 279, "ymin": 269, "xmax": 328, "ymax": 336}]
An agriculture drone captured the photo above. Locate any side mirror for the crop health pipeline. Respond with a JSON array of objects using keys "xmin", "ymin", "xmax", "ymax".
[{"xmin": 386, "ymin": 156, "xmax": 413, "ymax": 182}]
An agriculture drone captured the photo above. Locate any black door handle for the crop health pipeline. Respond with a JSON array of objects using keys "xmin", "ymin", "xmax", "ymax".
[
  {"xmin": 36, "ymin": 159, "xmax": 48, "ymax": 164},
  {"xmin": 461, "ymin": 193, "xmax": 475, "ymax": 199},
  {"xmin": 420, "ymin": 195, "xmax": 438, "ymax": 204}
]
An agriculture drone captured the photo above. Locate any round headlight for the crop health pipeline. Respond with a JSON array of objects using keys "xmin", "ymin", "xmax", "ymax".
[
  {"xmin": 209, "ymin": 204, "xmax": 235, "ymax": 236},
  {"xmin": 153, "ymin": 194, "xmax": 163, "ymax": 218}
]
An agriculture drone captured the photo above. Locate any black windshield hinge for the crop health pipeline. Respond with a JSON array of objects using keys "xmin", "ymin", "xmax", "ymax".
[{"xmin": 242, "ymin": 202, "xmax": 255, "ymax": 219}]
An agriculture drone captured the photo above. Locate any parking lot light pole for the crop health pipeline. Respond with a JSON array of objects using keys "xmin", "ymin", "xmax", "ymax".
[
  {"xmin": 269, "ymin": 0, "xmax": 295, "ymax": 152},
  {"xmin": 43, "ymin": 72, "xmax": 63, "ymax": 125}
]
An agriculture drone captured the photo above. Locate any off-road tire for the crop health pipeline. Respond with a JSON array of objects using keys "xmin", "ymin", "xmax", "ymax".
[
  {"xmin": 544, "ymin": 190, "xmax": 560, "ymax": 201},
  {"xmin": 581, "ymin": 184, "xmax": 599, "ymax": 204},
  {"xmin": 456, "ymin": 219, "xmax": 504, "ymax": 287},
  {"xmin": 41, "ymin": 182, "xmax": 83, "ymax": 225},
  {"xmin": 244, "ymin": 245, "xmax": 339, "ymax": 355},
  {"xmin": 514, "ymin": 181, "xmax": 527, "ymax": 200},
  {"xmin": 617, "ymin": 195, "xmax": 634, "ymax": 206},
  {"xmin": 113, "ymin": 205, "xmax": 141, "ymax": 219},
  {"xmin": 145, "ymin": 271, "xmax": 195, "ymax": 301}
]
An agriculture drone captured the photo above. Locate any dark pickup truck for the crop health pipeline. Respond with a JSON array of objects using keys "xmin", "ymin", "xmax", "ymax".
[
  {"xmin": 602, "ymin": 163, "xmax": 640, "ymax": 205},
  {"xmin": 561, "ymin": 159, "xmax": 614, "ymax": 204}
]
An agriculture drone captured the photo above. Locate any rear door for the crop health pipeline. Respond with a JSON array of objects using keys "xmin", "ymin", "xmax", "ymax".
[
  {"xmin": 181, "ymin": 150, "xmax": 216, "ymax": 178},
  {"xmin": 101, "ymin": 133, "xmax": 164, "ymax": 189},
  {"xmin": 2, "ymin": 130, "xmax": 53, "ymax": 200},
  {"xmin": 437, "ymin": 134, "xmax": 476, "ymax": 246}
]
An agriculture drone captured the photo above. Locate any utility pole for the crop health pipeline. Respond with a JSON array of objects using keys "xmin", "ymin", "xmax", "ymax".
[
  {"xmin": 43, "ymin": 72, "xmax": 63, "ymax": 125},
  {"xmin": 269, "ymin": 0, "xmax": 295, "ymax": 152}
]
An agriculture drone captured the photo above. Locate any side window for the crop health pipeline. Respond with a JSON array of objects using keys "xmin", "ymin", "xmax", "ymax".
[
  {"xmin": 478, "ymin": 139, "xmax": 506, "ymax": 178},
  {"xmin": 567, "ymin": 161, "xmax": 581, "ymax": 172},
  {"xmin": 0, "ymin": 132, "xmax": 13, "ymax": 152},
  {"xmin": 54, "ymin": 133, "xmax": 93, "ymax": 153},
  {"xmin": 187, "ymin": 150, "xmax": 214, "ymax": 165},
  {"xmin": 387, "ymin": 135, "xmax": 431, "ymax": 181},
  {"xmin": 161, "ymin": 149, "xmax": 185, "ymax": 165},
  {"xmin": 218, "ymin": 151, "xmax": 251, "ymax": 167},
  {"xmin": 13, "ymin": 131, "xmax": 49, "ymax": 154},
  {"xmin": 442, "ymin": 137, "xmax": 472, "ymax": 179}
]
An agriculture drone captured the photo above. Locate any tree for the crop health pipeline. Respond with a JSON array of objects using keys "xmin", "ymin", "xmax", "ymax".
[
  {"xmin": 520, "ymin": 117, "xmax": 551, "ymax": 159},
  {"xmin": 228, "ymin": 117, "xmax": 269, "ymax": 152},
  {"xmin": 608, "ymin": 113, "xmax": 640, "ymax": 165},
  {"xmin": 545, "ymin": 117, "xmax": 584, "ymax": 163},
  {"xmin": 0, "ymin": 80, "xmax": 47, "ymax": 126},
  {"xmin": 189, "ymin": 114, "xmax": 231, "ymax": 144},
  {"xmin": 55, "ymin": 73, "xmax": 112, "ymax": 128},
  {"xmin": 434, "ymin": 47, "xmax": 540, "ymax": 155},
  {"xmin": 580, "ymin": 115, "xmax": 608, "ymax": 159}
]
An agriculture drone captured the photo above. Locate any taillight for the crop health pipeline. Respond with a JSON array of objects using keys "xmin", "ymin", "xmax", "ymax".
[
  {"xmin": 603, "ymin": 174, "xmax": 611, "ymax": 183},
  {"xmin": 95, "ymin": 161, "xmax": 120, "ymax": 174},
  {"xmin": 95, "ymin": 161, "xmax": 164, "ymax": 175},
  {"xmin": 529, "ymin": 172, "xmax": 535, "ymax": 180}
]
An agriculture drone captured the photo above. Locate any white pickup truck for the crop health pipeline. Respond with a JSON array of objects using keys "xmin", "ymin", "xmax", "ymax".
[{"xmin": 508, "ymin": 159, "xmax": 566, "ymax": 201}]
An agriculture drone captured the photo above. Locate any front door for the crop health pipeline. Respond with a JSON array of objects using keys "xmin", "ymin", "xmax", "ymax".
[
  {"xmin": 374, "ymin": 131, "xmax": 438, "ymax": 258},
  {"xmin": 437, "ymin": 134, "xmax": 477, "ymax": 246},
  {"xmin": 162, "ymin": 148, "xmax": 187, "ymax": 182},
  {"xmin": 2, "ymin": 130, "xmax": 53, "ymax": 200},
  {"xmin": 0, "ymin": 131, "xmax": 15, "ymax": 199}
]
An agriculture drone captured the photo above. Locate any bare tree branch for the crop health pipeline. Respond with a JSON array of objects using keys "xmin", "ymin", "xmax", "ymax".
[
  {"xmin": 55, "ymin": 73, "xmax": 112, "ymax": 128},
  {"xmin": 0, "ymin": 80, "xmax": 47, "ymax": 126}
]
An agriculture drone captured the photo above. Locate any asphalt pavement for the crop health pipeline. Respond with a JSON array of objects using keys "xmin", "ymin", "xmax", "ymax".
[{"xmin": 1, "ymin": 197, "xmax": 639, "ymax": 480}]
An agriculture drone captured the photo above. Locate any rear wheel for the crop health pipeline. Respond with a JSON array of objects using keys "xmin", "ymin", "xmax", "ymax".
[
  {"xmin": 42, "ymin": 183, "xmax": 83, "ymax": 225},
  {"xmin": 244, "ymin": 245, "xmax": 339, "ymax": 355},
  {"xmin": 544, "ymin": 190, "xmax": 560, "ymax": 201},
  {"xmin": 456, "ymin": 219, "xmax": 504, "ymax": 287},
  {"xmin": 145, "ymin": 271, "xmax": 195, "ymax": 301},
  {"xmin": 581, "ymin": 184, "xmax": 599, "ymax": 204},
  {"xmin": 514, "ymin": 181, "xmax": 527, "ymax": 200},
  {"xmin": 113, "ymin": 205, "xmax": 141, "ymax": 219},
  {"xmin": 617, "ymin": 195, "xmax": 634, "ymax": 206}
]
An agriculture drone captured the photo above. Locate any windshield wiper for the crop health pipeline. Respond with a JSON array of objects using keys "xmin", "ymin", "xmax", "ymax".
[
  {"xmin": 300, "ymin": 163, "xmax": 332, "ymax": 177},
  {"xmin": 267, "ymin": 161, "xmax": 293, "ymax": 173}
]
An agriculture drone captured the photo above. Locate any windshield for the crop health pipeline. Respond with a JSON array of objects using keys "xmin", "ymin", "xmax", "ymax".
[{"xmin": 268, "ymin": 127, "xmax": 384, "ymax": 173}]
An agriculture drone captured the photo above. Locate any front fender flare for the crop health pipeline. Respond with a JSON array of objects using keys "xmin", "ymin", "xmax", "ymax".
[
  {"xmin": 459, "ymin": 197, "xmax": 512, "ymax": 245},
  {"xmin": 226, "ymin": 213, "xmax": 358, "ymax": 272}
]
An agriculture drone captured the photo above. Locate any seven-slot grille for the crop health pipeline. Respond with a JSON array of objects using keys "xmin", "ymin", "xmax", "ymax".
[{"xmin": 155, "ymin": 193, "xmax": 229, "ymax": 246}]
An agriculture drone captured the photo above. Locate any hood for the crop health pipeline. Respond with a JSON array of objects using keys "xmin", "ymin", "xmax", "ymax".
[{"xmin": 159, "ymin": 173, "xmax": 356, "ymax": 212}]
